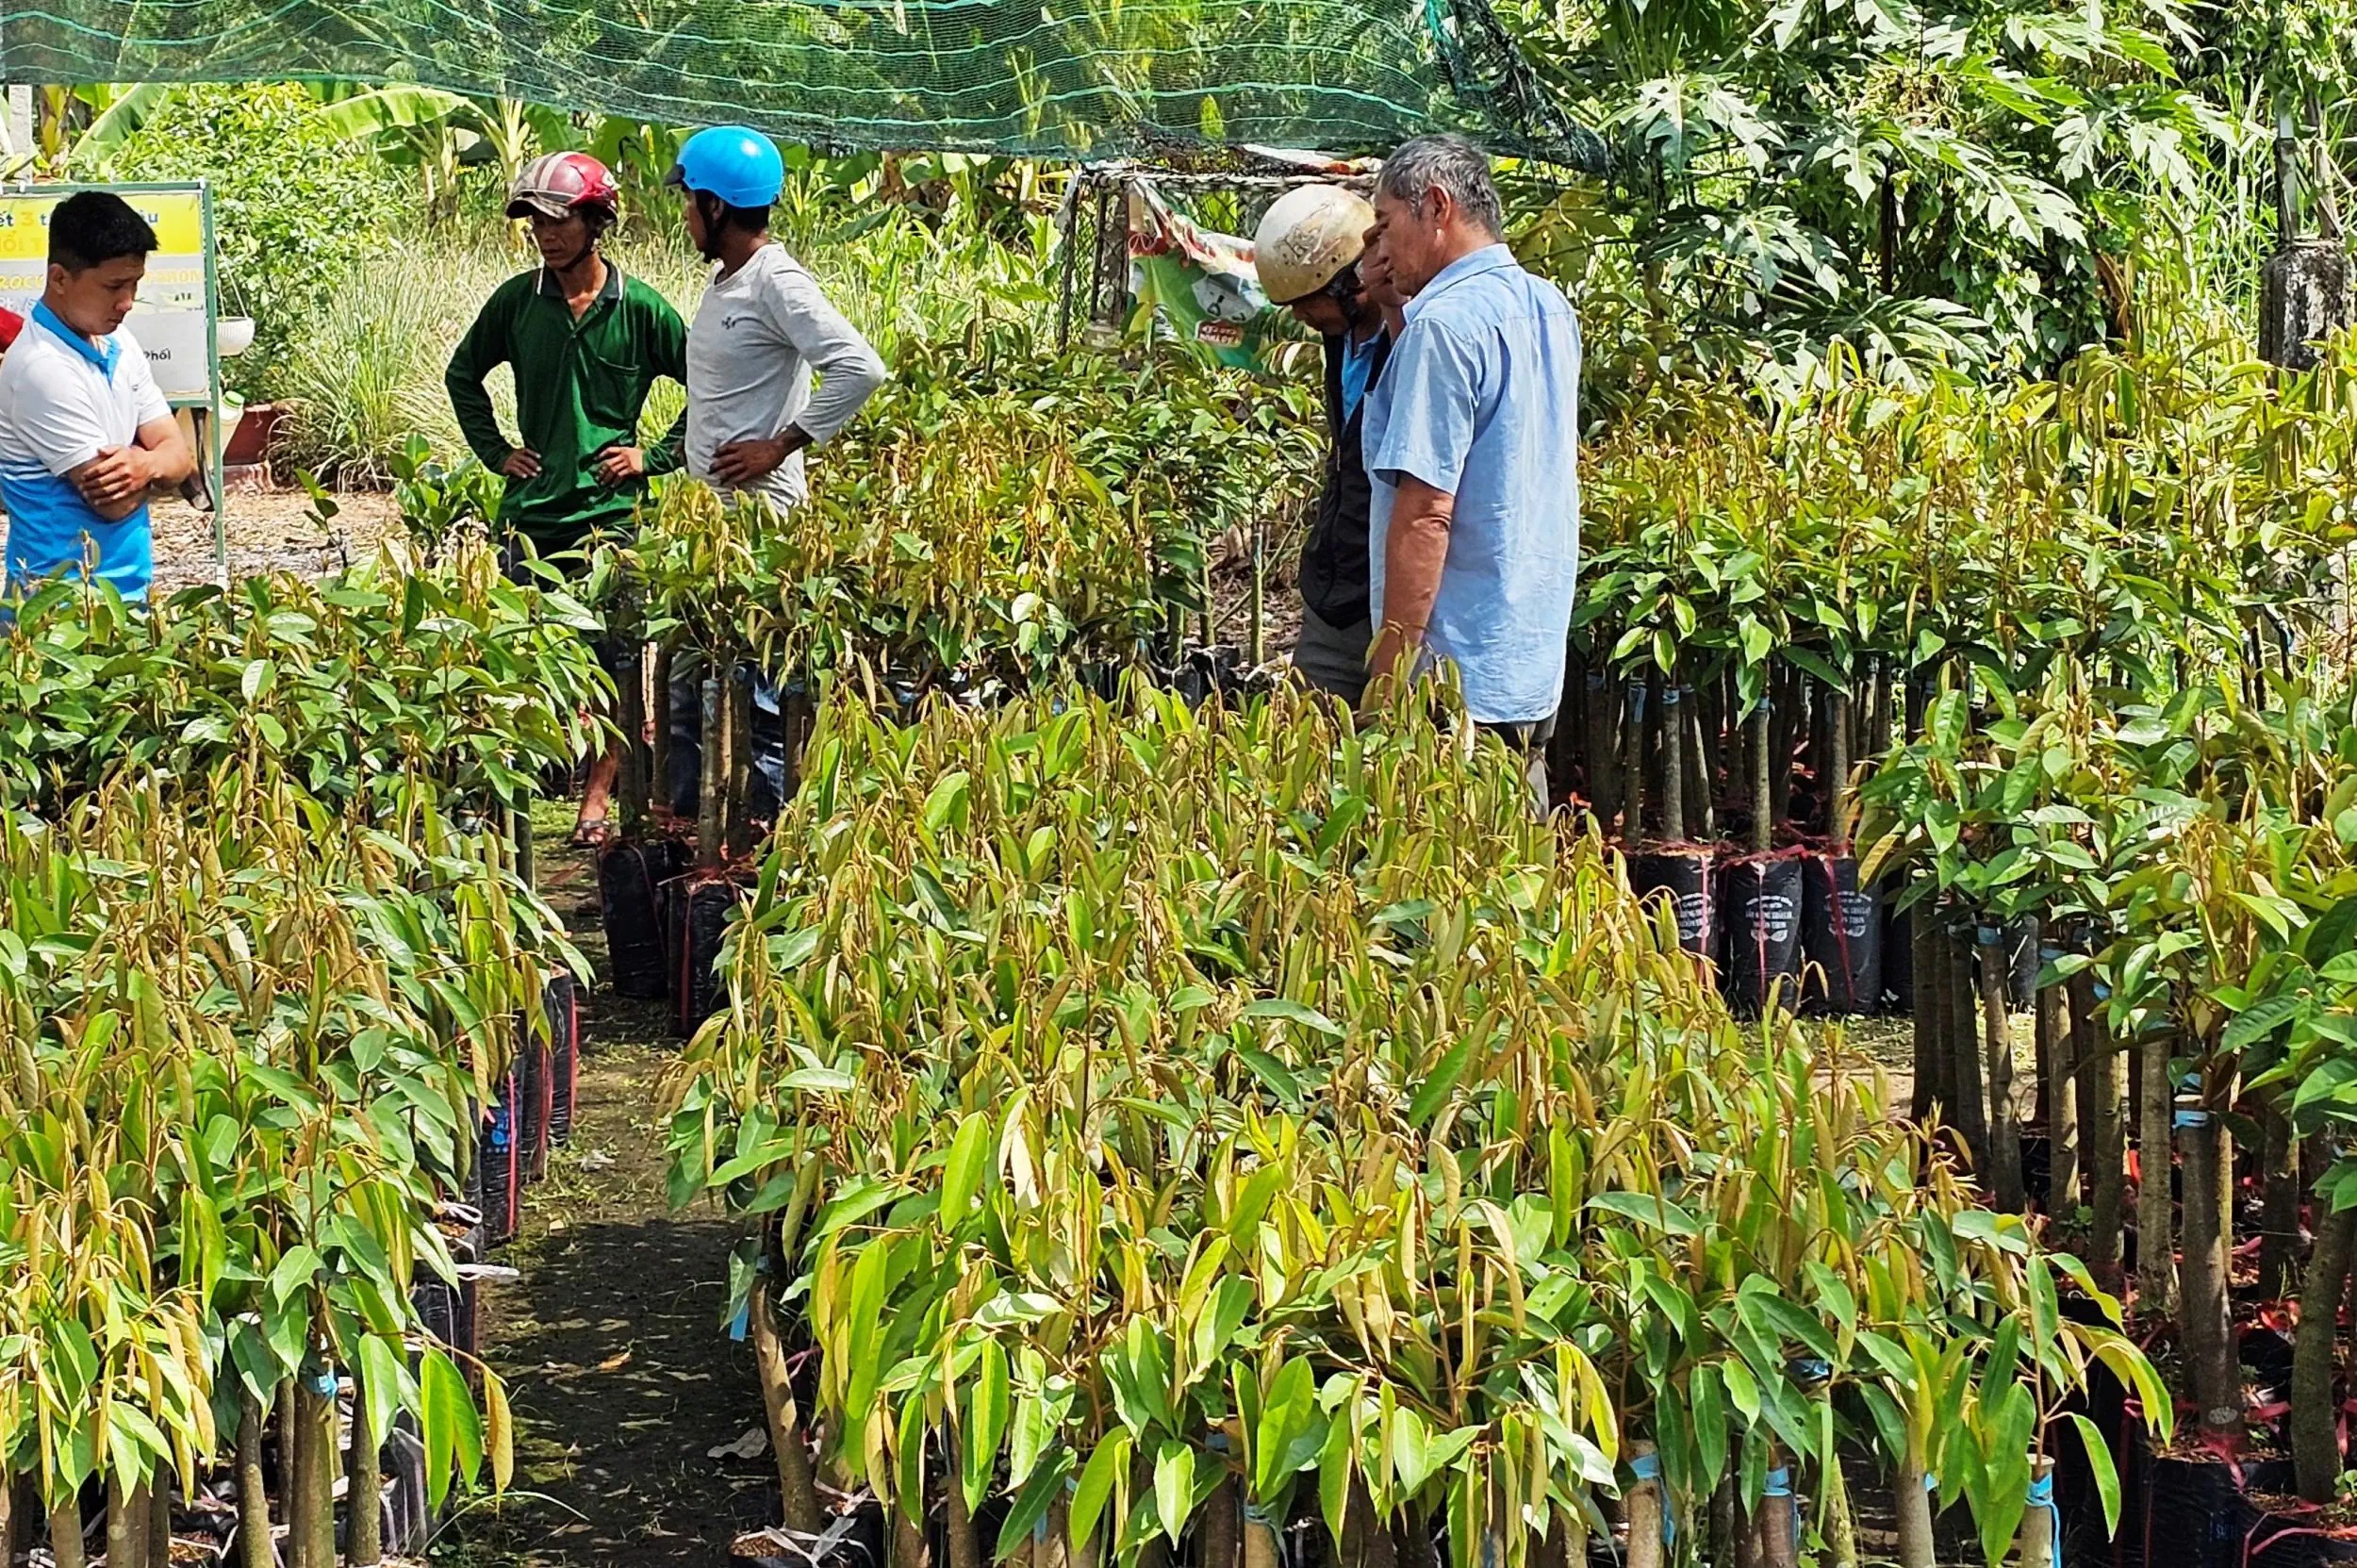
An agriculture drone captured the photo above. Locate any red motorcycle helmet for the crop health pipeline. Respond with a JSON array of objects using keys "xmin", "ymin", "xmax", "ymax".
[{"xmin": 506, "ymin": 153, "xmax": 620, "ymax": 222}]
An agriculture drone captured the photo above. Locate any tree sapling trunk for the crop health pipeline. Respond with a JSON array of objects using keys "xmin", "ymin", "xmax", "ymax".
[
  {"xmin": 1748, "ymin": 703, "xmax": 1772, "ymax": 854},
  {"xmin": 150, "ymin": 1467, "xmax": 173, "ymax": 1568},
  {"xmin": 106, "ymin": 1475, "xmax": 148, "ymax": 1568},
  {"xmin": 2016, "ymin": 1458, "xmax": 2055, "ymax": 1568},
  {"xmin": 2042, "ymin": 976, "xmax": 2078, "ymax": 1212},
  {"xmin": 2295, "ymin": 1199, "xmax": 2356, "ymax": 1502},
  {"xmin": 697, "ymin": 671, "xmax": 725, "ymax": 871},
  {"xmin": 1659, "ymin": 685, "xmax": 1685, "ymax": 843},
  {"xmin": 1685, "ymin": 695, "xmax": 1715, "ymax": 841},
  {"xmin": 1823, "ymin": 683, "xmax": 1852, "ymax": 845},
  {"xmin": 1947, "ymin": 923, "xmax": 1990, "ymax": 1175},
  {"xmin": 1625, "ymin": 1443, "xmax": 1664, "ymax": 1568},
  {"xmin": 238, "ymin": 1387, "xmax": 272, "ymax": 1568},
  {"xmin": 1622, "ymin": 678, "xmax": 1649, "ymax": 844},
  {"xmin": 50, "ymin": 1493, "xmax": 85, "ymax": 1568},
  {"xmin": 2259, "ymin": 1104, "xmax": 2300, "ymax": 1301},
  {"xmin": 2178, "ymin": 1090, "xmax": 2243, "ymax": 1452},
  {"xmin": 1910, "ymin": 901, "xmax": 1937, "ymax": 1124},
  {"xmin": 349, "ymin": 1359, "xmax": 385, "ymax": 1567},
  {"xmin": 291, "ymin": 1373, "xmax": 338, "ymax": 1568},
  {"xmin": 1977, "ymin": 929, "xmax": 2026, "ymax": 1211},
  {"xmin": 1893, "ymin": 1459, "xmax": 1935, "ymax": 1568},
  {"xmin": 2074, "ymin": 969, "xmax": 2126, "ymax": 1290},
  {"xmin": 2137, "ymin": 1036, "xmax": 2178, "ymax": 1321},
  {"xmin": 1586, "ymin": 673, "xmax": 1620, "ymax": 835}
]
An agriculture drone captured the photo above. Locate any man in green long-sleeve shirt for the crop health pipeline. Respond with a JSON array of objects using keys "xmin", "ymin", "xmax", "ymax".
[{"xmin": 447, "ymin": 152, "xmax": 688, "ymax": 842}]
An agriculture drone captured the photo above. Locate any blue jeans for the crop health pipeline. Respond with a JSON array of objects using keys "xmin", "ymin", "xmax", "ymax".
[{"xmin": 666, "ymin": 651, "xmax": 787, "ymax": 821}]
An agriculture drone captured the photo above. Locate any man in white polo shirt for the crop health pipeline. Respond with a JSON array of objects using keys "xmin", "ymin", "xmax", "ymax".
[{"xmin": 0, "ymin": 191, "xmax": 194, "ymax": 601}]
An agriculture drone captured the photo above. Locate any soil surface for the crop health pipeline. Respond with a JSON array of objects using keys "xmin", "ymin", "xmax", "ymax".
[
  {"xmin": 446, "ymin": 808, "xmax": 778, "ymax": 1566},
  {"xmin": 150, "ymin": 488, "xmax": 399, "ymax": 595}
]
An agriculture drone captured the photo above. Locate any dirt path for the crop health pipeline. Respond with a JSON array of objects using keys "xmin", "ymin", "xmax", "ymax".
[{"xmin": 453, "ymin": 820, "xmax": 777, "ymax": 1566}]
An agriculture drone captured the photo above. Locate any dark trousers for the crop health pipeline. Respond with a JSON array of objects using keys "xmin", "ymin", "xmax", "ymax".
[
  {"xmin": 1478, "ymin": 715, "xmax": 1557, "ymax": 815},
  {"xmin": 665, "ymin": 651, "xmax": 788, "ymax": 822}
]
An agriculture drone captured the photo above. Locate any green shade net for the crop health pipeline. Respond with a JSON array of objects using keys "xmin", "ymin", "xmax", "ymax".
[{"xmin": 2, "ymin": 0, "xmax": 1604, "ymax": 165}]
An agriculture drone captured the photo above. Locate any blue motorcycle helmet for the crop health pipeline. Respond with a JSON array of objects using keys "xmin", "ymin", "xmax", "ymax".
[{"xmin": 665, "ymin": 125, "xmax": 785, "ymax": 209}]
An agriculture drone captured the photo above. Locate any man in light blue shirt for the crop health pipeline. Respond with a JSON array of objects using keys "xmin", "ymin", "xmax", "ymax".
[{"xmin": 1360, "ymin": 134, "xmax": 1580, "ymax": 798}]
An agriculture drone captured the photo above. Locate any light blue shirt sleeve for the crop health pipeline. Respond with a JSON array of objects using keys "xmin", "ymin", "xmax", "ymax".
[{"xmin": 1366, "ymin": 321, "xmax": 1481, "ymax": 498}]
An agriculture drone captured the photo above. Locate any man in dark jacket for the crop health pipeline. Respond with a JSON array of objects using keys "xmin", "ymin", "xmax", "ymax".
[{"xmin": 1254, "ymin": 185, "xmax": 1391, "ymax": 704}]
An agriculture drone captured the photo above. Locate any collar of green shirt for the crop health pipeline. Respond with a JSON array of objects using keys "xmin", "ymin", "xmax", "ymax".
[{"xmin": 534, "ymin": 258, "xmax": 627, "ymax": 306}]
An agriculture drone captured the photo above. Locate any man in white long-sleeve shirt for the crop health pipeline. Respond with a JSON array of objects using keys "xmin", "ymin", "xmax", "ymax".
[
  {"xmin": 668, "ymin": 125, "xmax": 886, "ymax": 510},
  {"xmin": 663, "ymin": 124, "xmax": 889, "ymax": 817}
]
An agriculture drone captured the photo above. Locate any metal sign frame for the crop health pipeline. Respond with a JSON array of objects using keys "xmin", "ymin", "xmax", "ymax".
[{"xmin": 0, "ymin": 178, "xmax": 226, "ymax": 577}]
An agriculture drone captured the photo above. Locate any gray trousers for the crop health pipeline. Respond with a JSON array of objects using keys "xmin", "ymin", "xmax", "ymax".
[{"xmin": 1292, "ymin": 604, "xmax": 1371, "ymax": 706}]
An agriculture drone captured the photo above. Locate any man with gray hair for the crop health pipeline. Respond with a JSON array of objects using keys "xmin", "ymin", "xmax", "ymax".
[{"xmin": 1360, "ymin": 132, "xmax": 1580, "ymax": 803}]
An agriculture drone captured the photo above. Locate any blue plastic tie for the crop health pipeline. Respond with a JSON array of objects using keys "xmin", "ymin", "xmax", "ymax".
[
  {"xmin": 2174, "ymin": 1108, "xmax": 2212, "ymax": 1130},
  {"xmin": 1764, "ymin": 1466, "xmax": 1799, "ymax": 1555},
  {"xmin": 1976, "ymin": 925, "xmax": 2002, "ymax": 948},
  {"xmin": 304, "ymin": 1365, "xmax": 338, "ymax": 1397},
  {"xmin": 2027, "ymin": 1472, "xmax": 2059, "ymax": 1563},
  {"xmin": 728, "ymin": 1297, "xmax": 750, "ymax": 1342},
  {"xmin": 1628, "ymin": 1453, "xmax": 1673, "ymax": 1546}
]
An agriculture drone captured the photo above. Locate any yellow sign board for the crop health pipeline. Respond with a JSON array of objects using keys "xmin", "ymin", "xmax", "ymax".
[{"xmin": 0, "ymin": 185, "xmax": 214, "ymax": 403}]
